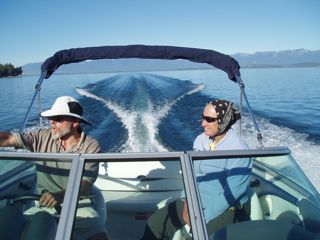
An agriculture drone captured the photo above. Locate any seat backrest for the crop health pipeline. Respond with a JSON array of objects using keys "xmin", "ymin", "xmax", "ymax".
[
  {"xmin": 20, "ymin": 211, "xmax": 57, "ymax": 240},
  {"xmin": 247, "ymin": 187, "xmax": 264, "ymax": 220},
  {"xmin": 0, "ymin": 205, "xmax": 25, "ymax": 240}
]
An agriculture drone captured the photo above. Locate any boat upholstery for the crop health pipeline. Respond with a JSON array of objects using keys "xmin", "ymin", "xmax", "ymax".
[
  {"xmin": 211, "ymin": 219, "xmax": 320, "ymax": 240},
  {"xmin": 244, "ymin": 187, "xmax": 264, "ymax": 220},
  {"xmin": 297, "ymin": 197, "xmax": 320, "ymax": 233},
  {"xmin": 0, "ymin": 205, "xmax": 25, "ymax": 240},
  {"xmin": 20, "ymin": 211, "xmax": 57, "ymax": 240}
]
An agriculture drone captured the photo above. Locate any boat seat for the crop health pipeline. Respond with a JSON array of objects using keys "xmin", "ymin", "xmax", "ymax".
[
  {"xmin": 156, "ymin": 197, "xmax": 177, "ymax": 209},
  {"xmin": 298, "ymin": 197, "xmax": 320, "ymax": 233},
  {"xmin": 243, "ymin": 187, "xmax": 264, "ymax": 221},
  {"xmin": 0, "ymin": 205, "xmax": 25, "ymax": 240},
  {"xmin": 20, "ymin": 211, "xmax": 57, "ymax": 240},
  {"xmin": 211, "ymin": 220, "xmax": 320, "ymax": 240}
]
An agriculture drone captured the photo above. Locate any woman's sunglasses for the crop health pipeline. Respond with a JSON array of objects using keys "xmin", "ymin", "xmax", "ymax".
[{"xmin": 201, "ymin": 114, "xmax": 218, "ymax": 123}]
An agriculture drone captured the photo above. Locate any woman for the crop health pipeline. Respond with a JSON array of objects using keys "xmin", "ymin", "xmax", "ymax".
[
  {"xmin": 142, "ymin": 100, "xmax": 252, "ymax": 239},
  {"xmin": 193, "ymin": 100, "xmax": 252, "ymax": 231}
]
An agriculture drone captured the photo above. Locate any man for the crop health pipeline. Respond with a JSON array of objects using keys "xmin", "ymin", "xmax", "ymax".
[
  {"xmin": 0, "ymin": 96, "xmax": 108, "ymax": 240},
  {"xmin": 142, "ymin": 100, "xmax": 252, "ymax": 239}
]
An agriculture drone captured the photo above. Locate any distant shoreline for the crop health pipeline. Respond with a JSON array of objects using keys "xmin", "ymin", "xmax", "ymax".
[
  {"xmin": 20, "ymin": 64, "xmax": 320, "ymax": 77},
  {"xmin": 241, "ymin": 63, "xmax": 320, "ymax": 68},
  {"xmin": 19, "ymin": 48, "xmax": 320, "ymax": 76}
]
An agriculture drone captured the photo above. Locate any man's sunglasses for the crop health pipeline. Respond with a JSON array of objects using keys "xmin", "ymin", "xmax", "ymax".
[
  {"xmin": 48, "ymin": 116, "xmax": 74, "ymax": 122},
  {"xmin": 201, "ymin": 114, "xmax": 218, "ymax": 123}
]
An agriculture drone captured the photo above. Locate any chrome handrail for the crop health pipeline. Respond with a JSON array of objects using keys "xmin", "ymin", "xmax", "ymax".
[
  {"xmin": 20, "ymin": 71, "xmax": 47, "ymax": 133},
  {"xmin": 236, "ymin": 75, "xmax": 264, "ymax": 148}
]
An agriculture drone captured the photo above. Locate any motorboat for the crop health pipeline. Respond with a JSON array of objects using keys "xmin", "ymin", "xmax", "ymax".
[{"xmin": 0, "ymin": 45, "xmax": 319, "ymax": 240}]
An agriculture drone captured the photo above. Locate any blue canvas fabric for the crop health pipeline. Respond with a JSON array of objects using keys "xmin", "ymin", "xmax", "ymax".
[{"xmin": 41, "ymin": 45, "xmax": 240, "ymax": 81}]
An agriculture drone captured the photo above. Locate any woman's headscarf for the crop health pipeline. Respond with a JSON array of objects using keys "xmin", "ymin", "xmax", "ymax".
[{"xmin": 208, "ymin": 100, "xmax": 241, "ymax": 136}]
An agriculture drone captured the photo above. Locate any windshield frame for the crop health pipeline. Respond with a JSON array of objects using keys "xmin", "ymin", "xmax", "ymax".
[{"xmin": 1, "ymin": 147, "xmax": 319, "ymax": 240}]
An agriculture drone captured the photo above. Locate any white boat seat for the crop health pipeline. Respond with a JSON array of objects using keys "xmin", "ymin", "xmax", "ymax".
[{"xmin": 246, "ymin": 187, "xmax": 264, "ymax": 220}]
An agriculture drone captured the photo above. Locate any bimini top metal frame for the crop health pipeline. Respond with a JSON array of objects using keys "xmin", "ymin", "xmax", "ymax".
[{"xmin": 20, "ymin": 45, "xmax": 263, "ymax": 146}]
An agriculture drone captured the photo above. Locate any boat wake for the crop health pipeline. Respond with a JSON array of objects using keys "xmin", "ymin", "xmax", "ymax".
[
  {"xmin": 76, "ymin": 73, "xmax": 204, "ymax": 153},
  {"xmin": 240, "ymin": 114, "xmax": 320, "ymax": 192}
]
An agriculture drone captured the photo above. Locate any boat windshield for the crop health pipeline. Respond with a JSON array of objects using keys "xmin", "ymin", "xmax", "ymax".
[
  {"xmin": 1, "ymin": 148, "xmax": 320, "ymax": 240},
  {"xmin": 254, "ymin": 154, "xmax": 320, "ymax": 203}
]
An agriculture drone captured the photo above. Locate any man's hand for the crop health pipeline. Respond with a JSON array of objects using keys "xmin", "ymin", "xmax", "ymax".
[
  {"xmin": 39, "ymin": 180, "xmax": 91, "ymax": 209},
  {"xmin": 39, "ymin": 191, "xmax": 64, "ymax": 208}
]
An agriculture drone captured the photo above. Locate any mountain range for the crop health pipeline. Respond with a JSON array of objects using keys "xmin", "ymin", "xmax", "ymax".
[{"xmin": 22, "ymin": 49, "xmax": 320, "ymax": 76}]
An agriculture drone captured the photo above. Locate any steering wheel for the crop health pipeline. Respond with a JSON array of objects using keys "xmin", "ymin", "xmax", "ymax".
[
  {"xmin": 11, "ymin": 194, "xmax": 41, "ymax": 204},
  {"xmin": 7, "ymin": 194, "xmax": 61, "ymax": 216}
]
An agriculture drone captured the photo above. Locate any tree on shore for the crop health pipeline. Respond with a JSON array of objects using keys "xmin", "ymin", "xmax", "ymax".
[{"xmin": 0, "ymin": 63, "xmax": 23, "ymax": 77}]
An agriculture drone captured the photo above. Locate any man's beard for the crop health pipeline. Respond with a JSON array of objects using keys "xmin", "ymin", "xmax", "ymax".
[{"xmin": 52, "ymin": 124, "xmax": 72, "ymax": 140}]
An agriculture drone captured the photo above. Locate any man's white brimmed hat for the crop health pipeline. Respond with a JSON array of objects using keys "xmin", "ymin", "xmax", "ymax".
[{"xmin": 41, "ymin": 96, "xmax": 90, "ymax": 125}]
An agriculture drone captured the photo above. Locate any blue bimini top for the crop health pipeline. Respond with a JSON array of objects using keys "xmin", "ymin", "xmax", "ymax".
[{"xmin": 41, "ymin": 45, "xmax": 241, "ymax": 81}]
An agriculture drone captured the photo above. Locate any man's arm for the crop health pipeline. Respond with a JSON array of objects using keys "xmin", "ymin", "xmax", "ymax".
[{"xmin": 0, "ymin": 132, "xmax": 16, "ymax": 147}]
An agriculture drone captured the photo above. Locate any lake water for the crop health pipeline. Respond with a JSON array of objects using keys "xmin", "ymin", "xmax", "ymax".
[{"xmin": 0, "ymin": 67, "xmax": 319, "ymax": 191}]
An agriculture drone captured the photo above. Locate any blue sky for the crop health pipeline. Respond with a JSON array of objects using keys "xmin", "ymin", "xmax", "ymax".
[{"xmin": 1, "ymin": 0, "xmax": 319, "ymax": 66}]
